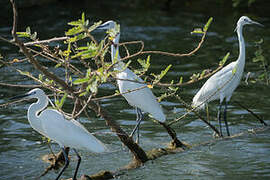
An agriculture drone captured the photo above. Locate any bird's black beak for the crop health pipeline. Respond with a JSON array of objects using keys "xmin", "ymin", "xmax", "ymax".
[
  {"xmin": 96, "ymin": 23, "xmax": 109, "ymax": 30},
  {"xmin": 9, "ymin": 93, "xmax": 30, "ymax": 101}
]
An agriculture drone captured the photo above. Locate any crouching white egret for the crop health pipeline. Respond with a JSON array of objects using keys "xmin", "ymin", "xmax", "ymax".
[
  {"xmin": 192, "ymin": 16, "xmax": 263, "ymax": 137},
  {"xmin": 96, "ymin": 21, "xmax": 166, "ymax": 143},
  {"xmin": 10, "ymin": 88, "xmax": 107, "ymax": 180}
]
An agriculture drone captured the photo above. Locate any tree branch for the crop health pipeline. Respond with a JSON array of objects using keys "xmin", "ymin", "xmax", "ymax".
[{"xmin": 9, "ymin": 0, "xmax": 148, "ymax": 165}]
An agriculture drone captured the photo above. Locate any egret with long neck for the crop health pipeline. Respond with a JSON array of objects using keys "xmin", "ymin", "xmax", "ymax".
[
  {"xmin": 96, "ymin": 21, "xmax": 166, "ymax": 143},
  {"xmin": 192, "ymin": 16, "xmax": 263, "ymax": 137},
  {"xmin": 11, "ymin": 88, "xmax": 107, "ymax": 180}
]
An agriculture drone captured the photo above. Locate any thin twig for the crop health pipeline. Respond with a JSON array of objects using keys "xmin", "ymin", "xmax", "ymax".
[
  {"xmin": 141, "ymin": 32, "xmax": 207, "ymax": 57},
  {"xmin": 24, "ymin": 37, "xmax": 69, "ymax": 46},
  {"xmin": 74, "ymin": 94, "xmax": 93, "ymax": 119},
  {"xmin": 0, "ymin": 82, "xmax": 41, "ymax": 88}
]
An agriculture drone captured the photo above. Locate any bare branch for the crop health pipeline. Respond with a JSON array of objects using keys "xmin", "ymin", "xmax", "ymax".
[
  {"xmin": 0, "ymin": 82, "xmax": 41, "ymax": 88},
  {"xmin": 24, "ymin": 37, "xmax": 69, "ymax": 46}
]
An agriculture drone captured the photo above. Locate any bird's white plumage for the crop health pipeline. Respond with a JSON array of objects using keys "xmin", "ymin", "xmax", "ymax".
[
  {"xmin": 25, "ymin": 88, "xmax": 107, "ymax": 153},
  {"xmin": 192, "ymin": 16, "xmax": 262, "ymax": 110},
  {"xmin": 116, "ymin": 67, "xmax": 166, "ymax": 122},
  {"xmin": 98, "ymin": 20, "xmax": 166, "ymax": 122}
]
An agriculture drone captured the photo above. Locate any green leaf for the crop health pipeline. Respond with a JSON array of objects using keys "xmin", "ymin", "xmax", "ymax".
[
  {"xmin": 16, "ymin": 32, "xmax": 30, "ymax": 38},
  {"xmin": 200, "ymin": 70, "xmax": 206, "ymax": 78},
  {"xmin": 232, "ymin": 65, "xmax": 237, "ymax": 75},
  {"xmin": 168, "ymin": 86, "xmax": 179, "ymax": 92},
  {"xmin": 255, "ymin": 38, "xmax": 263, "ymax": 45},
  {"xmin": 219, "ymin": 52, "xmax": 230, "ymax": 66},
  {"xmin": 138, "ymin": 55, "xmax": 150, "ymax": 70},
  {"xmin": 38, "ymin": 74, "xmax": 44, "ymax": 81},
  {"xmin": 122, "ymin": 60, "xmax": 132, "ymax": 71},
  {"xmin": 65, "ymin": 26, "xmax": 84, "ymax": 36},
  {"xmin": 30, "ymin": 32, "xmax": 37, "ymax": 40},
  {"xmin": 190, "ymin": 73, "xmax": 200, "ymax": 81},
  {"xmin": 19, "ymin": 70, "xmax": 30, "ymax": 76},
  {"xmin": 179, "ymin": 76, "xmax": 183, "ymax": 84},
  {"xmin": 160, "ymin": 64, "xmax": 172, "ymax": 80},
  {"xmin": 56, "ymin": 93, "xmax": 67, "ymax": 109},
  {"xmin": 86, "ymin": 79, "xmax": 98, "ymax": 93},
  {"xmin": 191, "ymin": 28, "xmax": 204, "ymax": 34},
  {"xmin": 26, "ymin": 27, "xmax": 31, "ymax": 35},
  {"xmin": 68, "ymin": 21, "xmax": 83, "ymax": 26},
  {"xmin": 203, "ymin": 17, "xmax": 213, "ymax": 32},
  {"xmin": 86, "ymin": 68, "xmax": 92, "ymax": 78},
  {"xmin": 73, "ymin": 77, "xmax": 89, "ymax": 84},
  {"xmin": 81, "ymin": 12, "xmax": 85, "ymax": 24},
  {"xmin": 79, "ymin": 91, "xmax": 87, "ymax": 97},
  {"xmin": 55, "ymin": 62, "xmax": 62, "ymax": 68}
]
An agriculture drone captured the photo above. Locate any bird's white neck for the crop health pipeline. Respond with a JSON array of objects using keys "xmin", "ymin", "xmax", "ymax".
[
  {"xmin": 236, "ymin": 25, "xmax": 246, "ymax": 68},
  {"xmin": 111, "ymin": 34, "xmax": 125, "ymax": 71},
  {"xmin": 27, "ymin": 95, "xmax": 48, "ymax": 133}
]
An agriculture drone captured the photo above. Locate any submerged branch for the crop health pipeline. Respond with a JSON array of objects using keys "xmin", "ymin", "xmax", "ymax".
[
  {"xmin": 233, "ymin": 100, "xmax": 268, "ymax": 126},
  {"xmin": 59, "ymin": 126, "xmax": 270, "ymax": 180},
  {"xmin": 168, "ymin": 95, "xmax": 221, "ymax": 137}
]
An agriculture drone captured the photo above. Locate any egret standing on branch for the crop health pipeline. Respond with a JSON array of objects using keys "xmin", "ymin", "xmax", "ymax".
[
  {"xmin": 96, "ymin": 21, "xmax": 166, "ymax": 143},
  {"xmin": 10, "ymin": 88, "xmax": 107, "ymax": 180},
  {"xmin": 192, "ymin": 16, "xmax": 263, "ymax": 137}
]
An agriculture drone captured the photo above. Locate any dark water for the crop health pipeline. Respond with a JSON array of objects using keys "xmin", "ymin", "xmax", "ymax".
[{"xmin": 1, "ymin": 1, "xmax": 270, "ymax": 179}]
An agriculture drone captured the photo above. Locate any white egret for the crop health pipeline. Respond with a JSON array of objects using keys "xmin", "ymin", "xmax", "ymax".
[
  {"xmin": 192, "ymin": 16, "xmax": 263, "ymax": 137},
  {"xmin": 96, "ymin": 21, "xmax": 166, "ymax": 142},
  {"xmin": 10, "ymin": 88, "xmax": 107, "ymax": 180}
]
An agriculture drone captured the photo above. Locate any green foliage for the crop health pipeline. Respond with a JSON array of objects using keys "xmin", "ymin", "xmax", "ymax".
[
  {"xmin": 151, "ymin": 64, "xmax": 172, "ymax": 84},
  {"xmin": 252, "ymin": 39, "xmax": 269, "ymax": 85},
  {"xmin": 191, "ymin": 17, "xmax": 213, "ymax": 35},
  {"xmin": 17, "ymin": 27, "xmax": 37, "ymax": 41},
  {"xmin": 203, "ymin": 17, "xmax": 213, "ymax": 32},
  {"xmin": 232, "ymin": 65, "xmax": 237, "ymax": 75},
  {"xmin": 178, "ymin": 76, "xmax": 183, "ymax": 84},
  {"xmin": 219, "ymin": 52, "xmax": 230, "ymax": 66},
  {"xmin": 55, "ymin": 93, "xmax": 67, "ymax": 109},
  {"xmin": 134, "ymin": 55, "xmax": 151, "ymax": 75},
  {"xmin": 190, "ymin": 73, "xmax": 200, "ymax": 81},
  {"xmin": 72, "ymin": 42, "xmax": 98, "ymax": 59},
  {"xmin": 65, "ymin": 12, "xmax": 102, "ymax": 42}
]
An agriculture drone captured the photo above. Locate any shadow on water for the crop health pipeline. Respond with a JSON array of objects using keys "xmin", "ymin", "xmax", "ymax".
[{"xmin": 0, "ymin": 0, "xmax": 270, "ymax": 179}]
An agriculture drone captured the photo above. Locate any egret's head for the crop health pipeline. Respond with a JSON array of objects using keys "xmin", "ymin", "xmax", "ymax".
[
  {"xmin": 26, "ymin": 88, "xmax": 45, "ymax": 99},
  {"xmin": 10, "ymin": 88, "xmax": 45, "ymax": 100},
  {"xmin": 235, "ymin": 16, "xmax": 263, "ymax": 31},
  {"xmin": 96, "ymin": 20, "xmax": 116, "ymax": 30},
  {"xmin": 96, "ymin": 20, "xmax": 120, "ymax": 44}
]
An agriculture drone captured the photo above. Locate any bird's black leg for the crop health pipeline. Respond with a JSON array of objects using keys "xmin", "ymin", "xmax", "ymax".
[
  {"xmin": 55, "ymin": 147, "xmax": 69, "ymax": 180},
  {"xmin": 218, "ymin": 102, "xmax": 223, "ymax": 137},
  {"xmin": 130, "ymin": 108, "xmax": 143, "ymax": 143},
  {"xmin": 224, "ymin": 101, "xmax": 230, "ymax": 136},
  {"xmin": 136, "ymin": 108, "xmax": 143, "ymax": 144},
  {"xmin": 73, "ymin": 148, "xmax": 81, "ymax": 180}
]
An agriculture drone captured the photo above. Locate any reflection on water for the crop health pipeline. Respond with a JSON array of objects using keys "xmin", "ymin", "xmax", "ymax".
[{"xmin": 0, "ymin": 1, "xmax": 270, "ymax": 179}]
